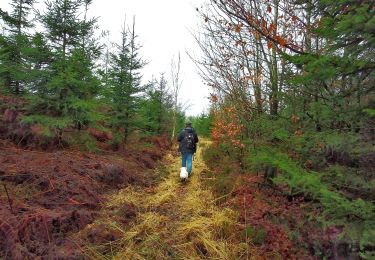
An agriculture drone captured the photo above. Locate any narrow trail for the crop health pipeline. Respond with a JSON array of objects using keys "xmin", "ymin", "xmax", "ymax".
[{"xmin": 94, "ymin": 140, "xmax": 257, "ymax": 259}]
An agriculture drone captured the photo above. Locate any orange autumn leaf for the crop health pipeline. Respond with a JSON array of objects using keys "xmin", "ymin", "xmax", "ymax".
[
  {"xmin": 291, "ymin": 114, "xmax": 300, "ymax": 123},
  {"xmin": 246, "ymin": 14, "xmax": 254, "ymax": 23},
  {"xmin": 267, "ymin": 41, "xmax": 273, "ymax": 49},
  {"xmin": 317, "ymin": 142, "xmax": 325, "ymax": 150},
  {"xmin": 210, "ymin": 93, "xmax": 218, "ymax": 103},
  {"xmin": 234, "ymin": 23, "xmax": 242, "ymax": 33},
  {"xmin": 267, "ymin": 5, "xmax": 272, "ymax": 13},
  {"xmin": 261, "ymin": 19, "xmax": 267, "ymax": 29},
  {"xmin": 268, "ymin": 22, "xmax": 275, "ymax": 32},
  {"xmin": 294, "ymin": 130, "xmax": 303, "ymax": 136},
  {"xmin": 275, "ymin": 35, "xmax": 287, "ymax": 46}
]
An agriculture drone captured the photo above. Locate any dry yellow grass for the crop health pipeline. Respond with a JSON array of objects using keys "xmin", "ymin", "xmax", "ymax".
[{"xmin": 84, "ymin": 140, "xmax": 260, "ymax": 259}]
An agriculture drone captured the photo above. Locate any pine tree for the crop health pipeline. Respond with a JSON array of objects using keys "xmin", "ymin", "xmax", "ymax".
[
  {"xmin": 287, "ymin": 0, "xmax": 375, "ymax": 130},
  {"xmin": 153, "ymin": 74, "xmax": 169, "ymax": 134},
  {"xmin": 139, "ymin": 74, "xmax": 173, "ymax": 135},
  {"xmin": 107, "ymin": 17, "xmax": 145, "ymax": 142},
  {"xmin": 0, "ymin": 0, "xmax": 35, "ymax": 94},
  {"xmin": 25, "ymin": 0, "xmax": 101, "ymax": 132},
  {"xmin": 24, "ymin": 32, "xmax": 52, "ymax": 95}
]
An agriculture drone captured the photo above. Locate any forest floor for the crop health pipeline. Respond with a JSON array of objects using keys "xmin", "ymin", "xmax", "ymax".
[
  {"xmin": 1, "ymin": 136, "xmax": 318, "ymax": 259},
  {"xmin": 81, "ymin": 139, "xmax": 258, "ymax": 259},
  {"xmin": 0, "ymin": 136, "xmax": 171, "ymax": 259}
]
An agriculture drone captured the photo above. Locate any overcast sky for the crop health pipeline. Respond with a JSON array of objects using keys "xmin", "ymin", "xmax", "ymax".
[{"xmin": 1, "ymin": 0, "xmax": 209, "ymax": 115}]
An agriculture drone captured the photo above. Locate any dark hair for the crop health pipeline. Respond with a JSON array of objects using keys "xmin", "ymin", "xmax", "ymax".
[{"xmin": 185, "ymin": 122, "xmax": 192, "ymax": 127}]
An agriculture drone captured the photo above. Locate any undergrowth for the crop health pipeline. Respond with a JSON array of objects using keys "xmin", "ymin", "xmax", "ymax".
[
  {"xmin": 201, "ymin": 142, "xmax": 312, "ymax": 258},
  {"xmin": 80, "ymin": 142, "xmax": 256, "ymax": 259}
]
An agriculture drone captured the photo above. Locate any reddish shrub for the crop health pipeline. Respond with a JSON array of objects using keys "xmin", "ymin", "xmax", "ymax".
[
  {"xmin": 87, "ymin": 128, "xmax": 112, "ymax": 142},
  {"xmin": 3, "ymin": 109, "xmax": 18, "ymax": 123}
]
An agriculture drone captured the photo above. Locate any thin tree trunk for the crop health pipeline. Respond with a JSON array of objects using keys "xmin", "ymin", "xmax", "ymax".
[
  {"xmin": 14, "ymin": 0, "xmax": 24, "ymax": 94},
  {"xmin": 171, "ymin": 53, "xmax": 181, "ymax": 141},
  {"xmin": 255, "ymin": 39, "xmax": 263, "ymax": 114},
  {"xmin": 270, "ymin": 0, "xmax": 279, "ymax": 117}
]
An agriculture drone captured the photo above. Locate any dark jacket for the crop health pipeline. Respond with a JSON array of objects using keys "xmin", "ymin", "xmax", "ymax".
[{"xmin": 177, "ymin": 127, "xmax": 199, "ymax": 154}]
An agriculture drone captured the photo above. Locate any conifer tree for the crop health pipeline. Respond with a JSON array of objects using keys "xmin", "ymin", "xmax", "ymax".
[
  {"xmin": 25, "ymin": 0, "xmax": 101, "ymax": 131},
  {"xmin": 139, "ymin": 74, "xmax": 173, "ymax": 135},
  {"xmin": 24, "ymin": 32, "xmax": 52, "ymax": 95},
  {"xmin": 0, "ymin": 0, "xmax": 35, "ymax": 94},
  {"xmin": 153, "ymin": 74, "xmax": 169, "ymax": 134},
  {"xmin": 288, "ymin": 0, "xmax": 375, "ymax": 129},
  {"xmin": 107, "ymin": 18, "xmax": 145, "ymax": 142}
]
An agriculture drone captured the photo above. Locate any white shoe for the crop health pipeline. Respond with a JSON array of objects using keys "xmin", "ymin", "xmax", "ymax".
[{"xmin": 180, "ymin": 167, "xmax": 188, "ymax": 179}]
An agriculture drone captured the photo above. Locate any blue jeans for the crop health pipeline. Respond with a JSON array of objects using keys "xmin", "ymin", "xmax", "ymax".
[{"xmin": 181, "ymin": 153, "xmax": 193, "ymax": 174}]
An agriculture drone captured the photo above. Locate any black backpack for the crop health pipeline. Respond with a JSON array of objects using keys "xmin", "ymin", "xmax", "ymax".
[{"xmin": 184, "ymin": 130, "xmax": 195, "ymax": 150}]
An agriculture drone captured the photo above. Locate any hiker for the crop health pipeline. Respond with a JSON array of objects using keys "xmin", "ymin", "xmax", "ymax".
[{"xmin": 177, "ymin": 122, "xmax": 199, "ymax": 176}]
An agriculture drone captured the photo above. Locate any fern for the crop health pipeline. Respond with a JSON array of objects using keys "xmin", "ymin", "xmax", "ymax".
[{"xmin": 363, "ymin": 108, "xmax": 375, "ymax": 117}]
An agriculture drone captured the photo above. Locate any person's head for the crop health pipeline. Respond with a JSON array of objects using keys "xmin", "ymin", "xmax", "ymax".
[{"xmin": 185, "ymin": 121, "xmax": 192, "ymax": 128}]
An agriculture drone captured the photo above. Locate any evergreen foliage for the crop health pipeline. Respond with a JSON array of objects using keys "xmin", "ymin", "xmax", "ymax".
[
  {"xmin": 137, "ymin": 75, "xmax": 174, "ymax": 135},
  {"xmin": 106, "ymin": 19, "xmax": 145, "ymax": 142},
  {"xmin": 1, "ymin": 0, "xmax": 103, "ymax": 137},
  {"xmin": 0, "ymin": 0, "xmax": 35, "ymax": 94},
  {"xmin": 188, "ymin": 112, "xmax": 212, "ymax": 137},
  {"xmin": 0, "ymin": 1, "xmax": 183, "ymax": 147}
]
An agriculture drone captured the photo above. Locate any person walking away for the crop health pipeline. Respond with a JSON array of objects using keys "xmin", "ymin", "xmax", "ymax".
[{"xmin": 177, "ymin": 122, "xmax": 199, "ymax": 176}]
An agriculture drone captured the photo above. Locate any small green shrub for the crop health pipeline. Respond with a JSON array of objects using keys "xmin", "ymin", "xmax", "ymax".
[
  {"xmin": 202, "ymin": 145, "xmax": 222, "ymax": 166},
  {"xmin": 214, "ymin": 172, "xmax": 235, "ymax": 197},
  {"xmin": 22, "ymin": 115, "xmax": 72, "ymax": 136},
  {"xmin": 202, "ymin": 144, "xmax": 238, "ymax": 202},
  {"xmin": 244, "ymin": 225, "xmax": 267, "ymax": 245},
  {"xmin": 142, "ymin": 142, "xmax": 155, "ymax": 149},
  {"xmin": 67, "ymin": 132, "xmax": 98, "ymax": 152},
  {"xmin": 272, "ymin": 128, "xmax": 290, "ymax": 141},
  {"xmin": 108, "ymin": 132, "xmax": 123, "ymax": 151}
]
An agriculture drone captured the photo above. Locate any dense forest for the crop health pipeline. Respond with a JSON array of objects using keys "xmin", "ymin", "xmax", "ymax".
[
  {"xmin": 0, "ymin": 0, "xmax": 374, "ymax": 259},
  {"xmin": 194, "ymin": 0, "xmax": 374, "ymax": 258}
]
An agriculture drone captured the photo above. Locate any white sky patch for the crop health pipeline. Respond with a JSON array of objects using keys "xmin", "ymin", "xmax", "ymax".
[{"xmin": 1, "ymin": 0, "xmax": 210, "ymax": 115}]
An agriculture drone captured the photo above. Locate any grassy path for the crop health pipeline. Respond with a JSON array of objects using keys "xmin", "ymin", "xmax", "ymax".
[{"xmin": 89, "ymin": 141, "xmax": 257, "ymax": 259}]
